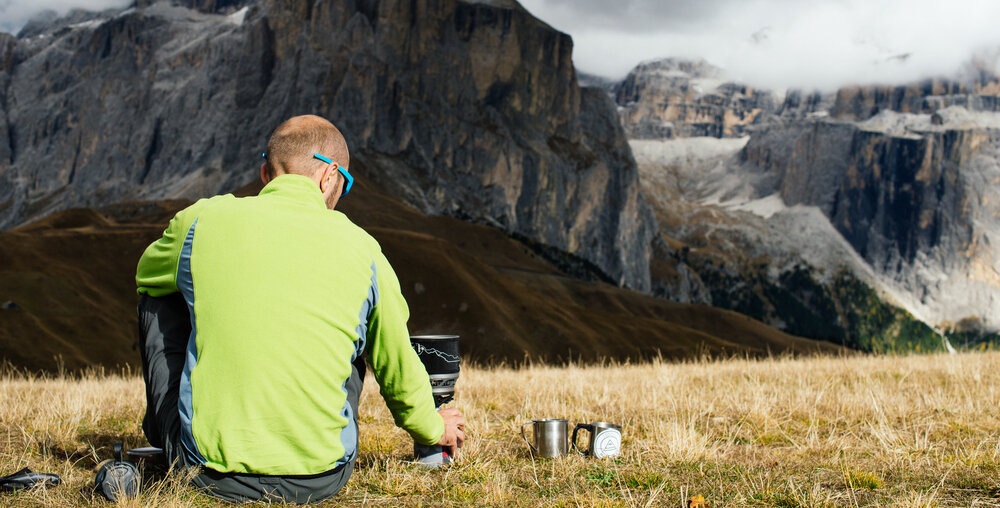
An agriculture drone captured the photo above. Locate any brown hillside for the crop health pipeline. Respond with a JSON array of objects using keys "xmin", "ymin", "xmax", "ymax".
[{"xmin": 0, "ymin": 172, "xmax": 841, "ymax": 372}]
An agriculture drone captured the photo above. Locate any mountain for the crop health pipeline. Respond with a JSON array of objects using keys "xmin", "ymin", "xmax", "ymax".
[
  {"xmin": 830, "ymin": 72, "xmax": 1000, "ymax": 120},
  {"xmin": 742, "ymin": 107, "xmax": 1000, "ymax": 336},
  {"xmin": 612, "ymin": 56, "xmax": 1000, "ymax": 350},
  {"xmin": 614, "ymin": 58, "xmax": 779, "ymax": 140},
  {"xmin": 0, "ymin": 2, "xmax": 847, "ymax": 371},
  {"xmin": 630, "ymin": 134, "xmax": 945, "ymax": 352},
  {"xmin": 0, "ymin": 0, "xmax": 653, "ymax": 292}
]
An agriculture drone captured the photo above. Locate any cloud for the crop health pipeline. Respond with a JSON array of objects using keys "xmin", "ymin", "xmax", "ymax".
[
  {"xmin": 519, "ymin": 0, "xmax": 1000, "ymax": 90},
  {"xmin": 522, "ymin": 0, "xmax": 755, "ymax": 34},
  {"xmin": 4, "ymin": 0, "xmax": 999, "ymax": 91},
  {"xmin": 0, "ymin": 0, "xmax": 130, "ymax": 34}
]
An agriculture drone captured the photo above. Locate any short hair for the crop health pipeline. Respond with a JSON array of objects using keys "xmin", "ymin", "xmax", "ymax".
[{"xmin": 263, "ymin": 115, "xmax": 350, "ymax": 180}]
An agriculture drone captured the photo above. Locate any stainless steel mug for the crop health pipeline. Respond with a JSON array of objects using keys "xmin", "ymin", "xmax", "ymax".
[
  {"xmin": 520, "ymin": 418, "xmax": 570, "ymax": 458},
  {"xmin": 572, "ymin": 421, "xmax": 622, "ymax": 458}
]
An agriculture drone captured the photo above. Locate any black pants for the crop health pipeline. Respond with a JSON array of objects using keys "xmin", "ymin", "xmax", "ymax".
[{"xmin": 137, "ymin": 294, "xmax": 363, "ymax": 503}]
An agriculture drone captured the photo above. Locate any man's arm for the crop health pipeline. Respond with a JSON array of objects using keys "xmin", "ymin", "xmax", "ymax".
[
  {"xmin": 365, "ymin": 250, "xmax": 448, "ymax": 445},
  {"xmin": 136, "ymin": 198, "xmax": 218, "ymax": 296}
]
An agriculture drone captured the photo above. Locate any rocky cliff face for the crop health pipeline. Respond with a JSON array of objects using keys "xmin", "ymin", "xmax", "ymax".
[
  {"xmin": 829, "ymin": 67, "xmax": 1000, "ymax": 120},
  {"xmin": 614, "ymin": 58, "xmax": 778, "ymax": 140},
  {"xmin": 741, "ymin": 108, "xmax": 1000, "ymax": 330},
  {"xmin": 744, "ymin": 114, "xmax": 977, "ymax": 264},
  {"xmin": 616, "ymin": 55, "xmax": 1000, "ymax": 349},
  {"xmin": 631, "ymin": 136, "xmax": 944, "ymax": 352},
  {"xmin": 0, "ymin": 0, "xmax": 654, "ymax": 291},
  {"xmin": 775, "ymin": 90, "xmax": 835, "ymax": 119}
]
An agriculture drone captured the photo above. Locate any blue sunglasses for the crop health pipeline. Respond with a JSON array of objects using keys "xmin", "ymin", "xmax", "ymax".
[{"xmin": 261, "ymin": 152, "xmax": 353, "ymax": 197}]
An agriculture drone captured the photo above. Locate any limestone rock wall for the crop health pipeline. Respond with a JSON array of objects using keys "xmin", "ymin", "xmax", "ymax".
[
  {"xmin": 830, "ymin": 72, "xmax": 1000, "ymax": 120},
  {"xmin": 615, "ymin": 54, "xmax": 1000, "ymax": 343},
  {"xmin": 613, "ymin": 58, "xmax": 778, "ymax": 140},
  {"xmin": 0, "ymin": 0, "xmax": 654, "ymax": 290},
  {"xmin": 742, "ymin": 116, "xmax": 980, "ymax": 267},
  {"xmin": 740, "ymin": 109, "xmax": 1000, "ymax": 328}
]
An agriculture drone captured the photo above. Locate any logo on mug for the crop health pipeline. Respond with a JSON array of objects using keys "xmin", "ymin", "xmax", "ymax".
[{"xmin": 593, "ymin": 429, "xmax": 621, "ymax": 459}]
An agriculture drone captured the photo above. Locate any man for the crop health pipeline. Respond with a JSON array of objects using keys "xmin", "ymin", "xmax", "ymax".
[{"xmin": 135, "ymin": 115, "xmax": 466, "ymax": 503}]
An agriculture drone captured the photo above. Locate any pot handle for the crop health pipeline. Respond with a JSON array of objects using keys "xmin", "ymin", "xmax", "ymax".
[{"xmin": 572, "ymin": 423, "xmax": 593, "ymax": 455}]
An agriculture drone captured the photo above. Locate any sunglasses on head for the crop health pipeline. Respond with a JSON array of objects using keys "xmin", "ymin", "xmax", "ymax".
[{"xmin": 261, "ymin": 152, "xmax": 353, "ymax": 198}]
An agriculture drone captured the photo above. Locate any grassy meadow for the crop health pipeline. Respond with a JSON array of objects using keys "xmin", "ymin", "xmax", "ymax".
[{"xmin": 1, "ymin": 352, "xmax": 1000, "ymax": 506}]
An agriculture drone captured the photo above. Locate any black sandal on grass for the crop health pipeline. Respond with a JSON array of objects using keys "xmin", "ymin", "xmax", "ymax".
[{"xmin": 0, "ymin": 467, "xmax": 61, "ymax": 492}]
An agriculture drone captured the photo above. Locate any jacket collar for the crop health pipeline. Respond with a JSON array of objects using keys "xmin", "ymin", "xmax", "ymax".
[{"xmin": 258, "ymin": 174, "xmax": 327, "ymax": 209}]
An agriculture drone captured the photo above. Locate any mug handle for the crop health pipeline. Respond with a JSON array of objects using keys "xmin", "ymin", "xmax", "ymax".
[
  {"xmin": 572, "ymin": 423, "xmax": 593, "ymax": 455},
  {"xmin": 520, "ymin": 422, "xmax": 537, "ymax": 453}
]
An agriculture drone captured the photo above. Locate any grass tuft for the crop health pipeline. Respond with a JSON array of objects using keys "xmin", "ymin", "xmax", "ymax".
[{"xmin": 844, "ymin": 468, "xmax": 885, "ymax": 490}]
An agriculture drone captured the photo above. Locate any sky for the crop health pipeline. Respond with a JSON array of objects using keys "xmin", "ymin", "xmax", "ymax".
[
  {"xmin": 3, "ymin": 0, "xmax": 1000, "ymax": 90},
  {"xmin": 518, "ymin": 0, "xmax": 1000, "ymax": 90}
]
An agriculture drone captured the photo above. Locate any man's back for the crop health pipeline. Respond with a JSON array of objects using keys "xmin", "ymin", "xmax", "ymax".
[{"xmin": 137, "ymin": 174, "xmax": 438, "ymax": 476}]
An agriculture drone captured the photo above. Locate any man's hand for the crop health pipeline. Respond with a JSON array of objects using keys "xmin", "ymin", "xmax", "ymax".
[{"xmin": 436, "ymin": 408, "xmax": 466, "ymax": 458}]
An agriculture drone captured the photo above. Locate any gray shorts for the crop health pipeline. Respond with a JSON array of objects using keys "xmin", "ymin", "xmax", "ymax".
[{"xmin": 137, "ymin": 294, "xmax": 363, "ymax": 503}]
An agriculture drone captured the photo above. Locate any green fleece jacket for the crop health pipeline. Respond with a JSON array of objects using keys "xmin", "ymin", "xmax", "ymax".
[{"xmin": 136, "ymin": 174, "xmax": 443, "ymax": 475}]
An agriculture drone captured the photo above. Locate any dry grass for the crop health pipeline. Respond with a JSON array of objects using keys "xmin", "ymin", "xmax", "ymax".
[{"xmin": 2, "ymin": 353, "xmax": 1000, "ymax": 506}]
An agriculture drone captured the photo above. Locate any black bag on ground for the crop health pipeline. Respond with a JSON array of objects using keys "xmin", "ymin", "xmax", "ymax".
[{"xmin": 0, "ymin": 467, "xmax": 60, "ymax": 491}]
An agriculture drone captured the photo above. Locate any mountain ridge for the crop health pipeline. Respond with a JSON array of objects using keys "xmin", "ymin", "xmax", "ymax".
[
  {"xmin": 0, "ymin": 0, "xmax": 654, "ymax": 292},
  {"xmin": 612, "ymin": 55, "xmax": 1000, "ymax": 349},
  {"xmin": 0, "ymin": 0, "xmax": 853, "ymax": 372}
]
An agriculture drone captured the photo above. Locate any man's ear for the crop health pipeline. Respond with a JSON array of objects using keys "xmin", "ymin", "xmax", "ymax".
[
  {"xmin": 319, "ymin": 164, "xmax": 337, "ymax": 193},
  {"xmin": 260, "ymin": 162, "xmax": 269, "ymax": 184}
]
